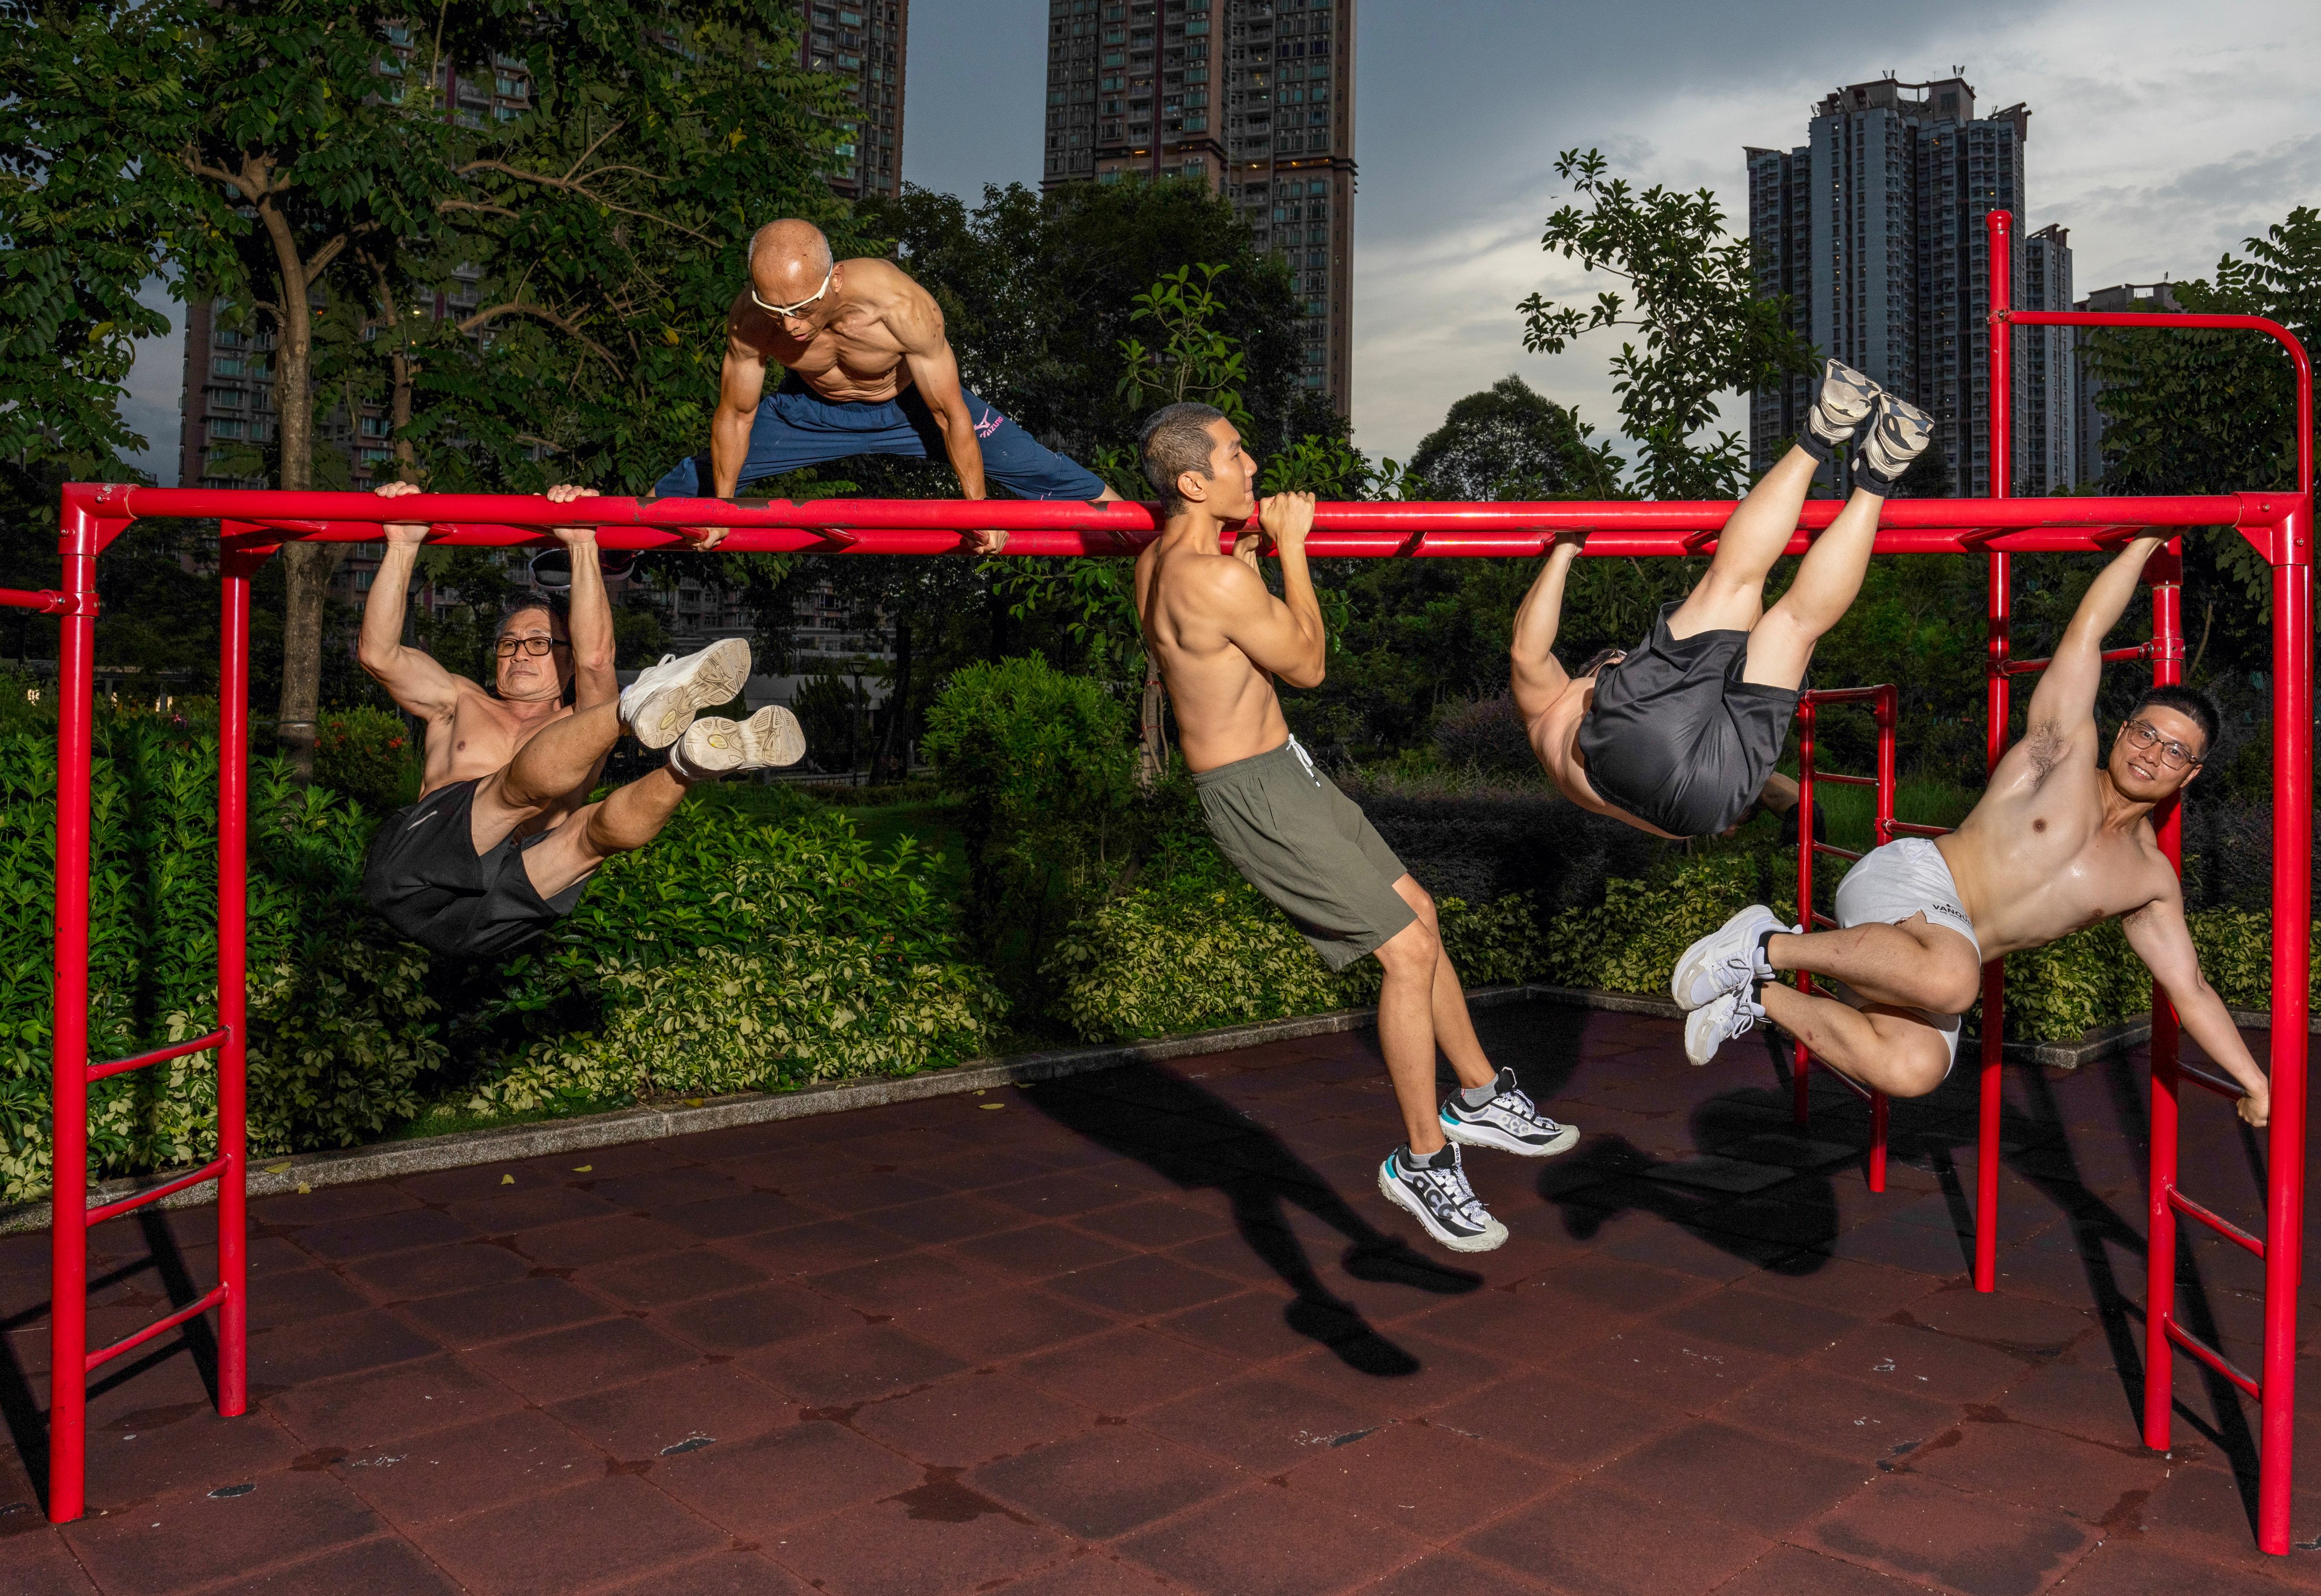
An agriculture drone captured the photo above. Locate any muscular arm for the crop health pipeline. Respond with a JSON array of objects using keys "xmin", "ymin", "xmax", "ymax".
[
  {"xmin": 2023, "ymin": 533, "xmax": 2165, "ymax": 742},
  {"xmin": 1509, "ymin": 538, "xmax": 1579, "ymax": 723},
  {"xmin": 1214, "ymin": 494, "xmax": 1326, "ymax": 689},
  {"xmin": 2121, "ymin": 881, "xmax": 2271, "ymax": 1126},
  {"xmin": 710, "ymin": 302, "xmax": 772, "ymax": 499},
  {"xmin": 356, "ymin": 492, "xmax": 465, "ymax": 721},
  {"xmin": 893, "ymin": 295, "xmax": 986, "ymax": 499},
  {"xmin": 546, "ymin": 485, "xmax": 616, "ymax": 709}
]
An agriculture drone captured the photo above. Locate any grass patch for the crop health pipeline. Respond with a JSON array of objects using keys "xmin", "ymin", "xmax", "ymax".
[{"xmin": 1815, "ymin": 774, "xmax": 1979, "ymax": 854}]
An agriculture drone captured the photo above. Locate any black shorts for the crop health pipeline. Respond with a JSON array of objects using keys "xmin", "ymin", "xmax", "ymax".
[
  {"xmin": 362, "ymin": 779, "xmax": 589, "ymax": 959},
  {"xmin": 1574, "ymin": 601, "xmax": 1800, "ymax": 838}
]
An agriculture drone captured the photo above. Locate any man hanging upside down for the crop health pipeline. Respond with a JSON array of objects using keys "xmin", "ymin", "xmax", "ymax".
[
  {"xmin": 1510, "ymin": 359, "xmax": 1934, "ymax": 840},
  {"xmin": 1672, "ymin": 532, "xmax": 2271, "ymax": 1127},
  {"xmin": 1133, "ymin": 402, "xmax": 1578, "ymax": 1255},
  {"xmin": 357, "ymin": 480, "xmax": 804, "ymax": 959},
  {"xmin": 658, "ymin": 219, "xmax": 1119, "ymax": 554}
]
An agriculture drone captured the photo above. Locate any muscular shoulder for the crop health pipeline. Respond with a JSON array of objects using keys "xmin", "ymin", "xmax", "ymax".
[
  {"xmin": 851, "ymin": 259, "xmax": 944, "ymax": 343},
  {"xmin": 725, "ymin": 291, "xmax": 776, "ymax": 356}
]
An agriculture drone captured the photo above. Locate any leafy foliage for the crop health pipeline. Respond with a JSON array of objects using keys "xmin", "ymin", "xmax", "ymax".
[
  {"xmin": 1406, "ymin": 374, "xmax": 1620, "ymax": 501},
  {"xmin": 1519, "ymin": 149, "xmax": 1818, "ymax": 498},
  {"xmin": 313, "ymin": 706, "xmax": 419, "ymax": 814}
]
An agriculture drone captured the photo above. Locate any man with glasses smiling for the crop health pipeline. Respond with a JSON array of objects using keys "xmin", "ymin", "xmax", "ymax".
[
  {"xmin": 655, "ymin": 219, "xmax": 1120, "ymax": 552},
  {"xmin": 1673, "ymin": 532, "xmax": 2271, "ymax": 1127},
  {"xmin": 356, "ymin": 481, "xmax": 804, "ymax": 959}
]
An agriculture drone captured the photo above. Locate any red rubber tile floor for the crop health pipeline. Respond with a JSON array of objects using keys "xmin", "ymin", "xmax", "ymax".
[{"xmin": 1, "ymin": 1000, "xmax": 2316, "ymax": 1595}]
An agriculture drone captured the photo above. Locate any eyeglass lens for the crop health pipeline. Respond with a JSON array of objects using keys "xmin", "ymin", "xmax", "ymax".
[
  {"xmin": 497, "ymin": 636, "xmax": 558, "ymax": 657},
  {"xmin": 2128, "ymin": 721, "xmax": 2195, "ymax": 767}
]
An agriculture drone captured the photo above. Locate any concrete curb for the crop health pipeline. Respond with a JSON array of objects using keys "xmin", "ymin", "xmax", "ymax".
[{"xmin": 0, "ymin": 984, "xmax": 1539, "ymax": 1235}]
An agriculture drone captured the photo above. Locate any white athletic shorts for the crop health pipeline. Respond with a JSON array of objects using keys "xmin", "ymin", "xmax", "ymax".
[{"xmin": 1825, "ymin": 837, "xmax": 1983, "ymax": 1073}]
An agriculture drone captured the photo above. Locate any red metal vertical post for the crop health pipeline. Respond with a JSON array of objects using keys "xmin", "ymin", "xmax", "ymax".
[
  {"xmin": 45, "ymin": 503, "xmax": 102, "ymax": 1524},
  {"xmin": 2258, "ymin": 514, "xmax": 2312, "ymax": 1554},
  {"xmin": 1976, "ymin": 207, "xmax": 2016, "ymax": 1294},
  {"xmin": 2142, "ymin": 543, "xmax": 2187, "ymax": 1453},
  {"xmin": 214, "ymin": 554, "xmax": 255, "ymax": 1416},
  {"xmin": 1873, "ymin": 686, "xmax": 1898, "ymax": 844},
  {"xmin": 1792, "ymin": 699, "xmax": 1819, "ymax": 1126}
]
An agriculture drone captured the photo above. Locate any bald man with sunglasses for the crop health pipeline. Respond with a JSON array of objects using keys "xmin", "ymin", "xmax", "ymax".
[
  {"xmin": 1673, "ymin": 533, "xmax": 2271, "ymax": 1128},
  {"xmin": 657, "ymin": 219, "xmax": 1120, "ymax": 553}
]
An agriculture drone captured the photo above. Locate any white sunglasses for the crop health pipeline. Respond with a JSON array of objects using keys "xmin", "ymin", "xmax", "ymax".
[{"xmin": 750, "ymin": 264, "xmax": 834, "ymax": 317}]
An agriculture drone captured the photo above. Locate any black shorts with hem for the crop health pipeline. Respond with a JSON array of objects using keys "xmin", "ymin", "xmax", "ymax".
[
  {"xmin": 1574, "ymin": 601, "xmax": 1800, "ymax": 838},
  {"xmin": 363, "ymin": 778, "xmax": 589, "ymax": 959}
]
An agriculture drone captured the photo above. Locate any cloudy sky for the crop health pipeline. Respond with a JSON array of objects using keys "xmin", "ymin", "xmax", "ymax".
[{"xmin": 120, "ymin": 0, "xmax": 2320, "ymax": 482}]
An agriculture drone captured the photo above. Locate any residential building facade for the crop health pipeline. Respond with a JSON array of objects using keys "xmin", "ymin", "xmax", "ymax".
[
  {"xmin": 801, "ymin": 0, "xmax": 907, "ymax": 200},
  {"xmin": 2018, "ymin": 223, "xmax": 2075, "ymax": 497},
  {"xmin": 1040, "ymin": 0, "xmax": 1354, "ymax": 411},
  {"xmin": 1747, "ymin": 75, "xmax": 2062, "ymax": 496},
  {"xmin": 2073, "ymin": 279, "xmax": 2181, "ymax": 487}
]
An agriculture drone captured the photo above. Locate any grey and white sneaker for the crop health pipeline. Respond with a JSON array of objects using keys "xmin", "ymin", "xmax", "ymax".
[
  {"xmin": 1684, "ymin": 988, "xmax": 1767, "ymax": 1067},
  {"xmin": 618, "ymin": 638, "xmax": 751, "ymax": 750},
  {"xmin": 1378, "ymin": 1144, "xmax": 1508, "ymax": 1254},
  {"xmin": 1806, "ymin": 359, "xmax": 1882, "ymax": 453},
  {"xmin": 1855, "ymin": 391, "xmax": 1937, "ymax": 492},
  {"xmin": 1671, "ymin": 904, "xmax": 1794, "ymax": 1011},
  {"xmin": 673, "ymin": 705, "xmax": 806, "ymax": 778},
  {"xmin": 1440, "ymin": 1068, "xmax": 1579, "ymax": 1158}
]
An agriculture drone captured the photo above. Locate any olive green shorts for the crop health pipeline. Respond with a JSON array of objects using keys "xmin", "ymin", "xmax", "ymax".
[{"xmin": 1194, "ymin": 736, "xmax": 1416, "ymax": 971}]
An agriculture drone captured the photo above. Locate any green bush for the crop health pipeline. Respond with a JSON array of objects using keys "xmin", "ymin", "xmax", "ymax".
[
  {"xmin": 1045, "ymin": 833, "xmax": 1546, "ymax": 1043},
  {"xmin": 1546, "ymin": 852, "xmax": 1797, "ymax": 996},
  {"xmin": 460, "ymin": 804, "xmax": 1006, "ymax": 1114},
  {"xmin": 313, "ymin": 706, "xmax": 419, "ymax": 814},
  {"xmin": 0, "ymin": 724, "xmax": 447, "ymax": 1203}
]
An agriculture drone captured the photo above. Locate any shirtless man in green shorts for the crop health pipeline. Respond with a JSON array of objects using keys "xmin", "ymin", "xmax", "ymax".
[{"xmin": 1132, "ymin": 402, "xmax": 1578, "ymax": 1254}]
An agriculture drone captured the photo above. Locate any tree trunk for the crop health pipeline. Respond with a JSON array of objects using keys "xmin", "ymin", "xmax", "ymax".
[
  {"xmin": 256, "ymin": 193, "xmax": 341, "ymax": 781},
  {"xmin": 1138, "ymin": 665, "xmax": 1167, "ymax": 791},
  {"xmin": 874, "ymin": 612, "xmax": 912, "ymax": 783}
]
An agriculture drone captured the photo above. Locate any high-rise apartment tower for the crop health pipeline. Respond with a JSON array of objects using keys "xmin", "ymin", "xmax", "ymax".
[
  {"xmin": 1747, "ymin": 75, "xmax": 2073, "ymax": 495},
  {"xmin": 801, "ymin": 0, "xmax": 907, "ymax": 200},
  {"xmin": 1041, "ymin": 0, "xmax": 1355, "ymax": 412},
  {"xmin": 2072, "ymin": 279, "xmax": 2180, "ymax": 487}
]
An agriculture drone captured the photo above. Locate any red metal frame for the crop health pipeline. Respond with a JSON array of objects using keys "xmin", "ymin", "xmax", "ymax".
[
  {"xmin": 31, "ymin": 210, "xmax": 2311, "ymax": 1550},
  {"xmin": 1792, "ymin": 683, "xmax": 1902, "ymax": 1190}
]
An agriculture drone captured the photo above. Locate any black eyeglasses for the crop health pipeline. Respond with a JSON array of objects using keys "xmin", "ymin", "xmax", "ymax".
[
  {"xmin": 495, "ymin": 636, "xmax": 570, "ymax": 659},
  {"xmin": 2122, "ymin": 719, "xmax": 2204, "ymax": 770}
]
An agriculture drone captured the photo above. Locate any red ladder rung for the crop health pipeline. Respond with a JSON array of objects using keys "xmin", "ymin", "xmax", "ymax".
[
  {"xmin": 82, "ymin": 1156, "xmax": 231, "ymax": 1228},
  {"xmin": 2177, "ymin": 1060, "xmax": 2249, "ymax": 1102},
  {"xmin": 1812, "ymin": 843, "xmax": 1865, "ymax": 863},
  {"xmin": 2166, "ymin": 1188, "xmax": 2265, "ymax": 1259},
  {"xmin": 2165, "ymin": 1318, "xmax": 2262, "ymax": 1399},
  {"xmin": 1888, "ymin": 821, "xmax": 1952, "ymax": 838},
  {"xmin": 1812, "ymin": 772, "xmax": 1879, "ymax": 787},
  {"xmin": 2000, "ymin": 642, "xmax": 2150, "ymax": 677},
  {"xmin": 84, "ymin": 1283, "xmax": 229, "ymax": 1374},
  {"xmin": 87, "ymin": 1028, "xmax": 228, "ymax": 1084}
]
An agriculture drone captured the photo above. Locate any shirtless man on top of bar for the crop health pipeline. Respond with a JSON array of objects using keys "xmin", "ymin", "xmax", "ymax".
[
  {"xmin": 658, "ymin": 219, "xmax": 1119, "ymax": 554},
  {"xmin": 1132, "ymin": 401, "xmax": 1577, "ymax": 1255},
  {"xmin": 1509, "ymin": 360, "xmax": 1934, "ymax": 842},
  {"xmin": 1670, "ymin": 531, "xmax": 2271, "ymax": 1126}
]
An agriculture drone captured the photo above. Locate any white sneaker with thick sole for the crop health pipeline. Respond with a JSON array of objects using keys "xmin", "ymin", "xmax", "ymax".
[
  {"xmin": 1671, "ymin": 904, "xmax": 1792, "ymax": 1011},
  {"xmin": 676, "ymin": 706, "xmax": 807, "ymax": 776},
  {"xmin": 618, "ymin": 638, "xmax": 751, "ymax": 750},
  {"xmin": 1440, "ymin": 1068, "xmax": 1580, "ymax": 1157},
  {"xmin": 1856, "ymin": 392, "xmax": 1937, "ymax": 489},
  {"xmin": 1378, "ymin": 1145, "xmax": 1508, "ymax": 1254},
  {"xmin": 1806, "ymin": 359, "xmax": 1882, "ymax": 451},
  {"xmin": 1684, "ymin": 988, "xmax": 1766, "ymax": 1067}
]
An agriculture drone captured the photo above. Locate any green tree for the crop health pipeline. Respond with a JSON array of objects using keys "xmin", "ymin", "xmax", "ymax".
[
  {"xmin": 1518, "ymin": 148, "xmax": 1817, "ymax": 498},
  {"xmin": 1406, "ymin": 373, "xmax": 1621, "ymax": 500}
]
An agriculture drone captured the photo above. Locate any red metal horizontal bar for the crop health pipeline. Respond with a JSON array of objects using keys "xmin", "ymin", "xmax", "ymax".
[
  {"xmin": 83, "ymin": 1284, "xmax": 228, "ymax": 1374},
  {"xmin": 1810, "ymin": 772, "xmax": 1879, "ymax": 787},
  {"xmin": 1810, "ymin": 912, "xmax": 1840, "ymax": 929},
  {"xmin": 1800, "ymin": 687, "xmax": 1891, "ymax": 706},
  {"xmin": 0, "ymin": 587, "xmax": 71, "ymax": 613},
  {"xmin": 2165, "ymin": 1317, "xmax": 2263, "ymax": 1399},
  {"xmin": 2179, "ymin": 1060, "xmax": 2251, "ymax": 1101},
  {"xmin": 2167, "ymin": 1188, "xmax": 2266, "ymax": 1259},
  {"xmin": 2001, "ymin": 643, "xmax": 2149, "ymax": 678},
  {"xmin": 71, "ymin": 485, "xmax": 2293, "ymax": 562},
  {"xmin": 1887, "ymin": 821, "xmax": 1953, "ymax": 839},
  {"xmin": 82, "ymin": 1156, "xmax": 231, "ymax": 1228},
  {"xmin": 1811, "ymin": 843, "xmax": 1865, "ymax": 863},
  {"xmin": 86, "ymin": 1029, "xmax": 228, "ymax": 1084}
]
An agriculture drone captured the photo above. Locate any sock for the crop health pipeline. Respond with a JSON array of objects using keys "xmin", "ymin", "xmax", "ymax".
[
  {"xmin": 1458, "ymin": 1081, "xmax": 1499, "ymax": 1110},
  {"xmin": 1402, "ymin": 1143, "xmax": 1455, "ymax": 1171},
  {"xmin": 1754, "ymin": 928, "xmax": 1781, "ymax": 982},
  {"xmin": 1797, "ymin": 428, "xmax": 1843, "ymax": 468}
]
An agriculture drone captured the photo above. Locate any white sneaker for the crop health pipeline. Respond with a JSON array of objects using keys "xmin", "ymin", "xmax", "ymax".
[
  {"xmin": 618, "ymin": 638, "xmax": 751, "ymax": 750},
  {"xmin": 1671, "ymin": 905, "xmax": 1792, "ymax": 1011},
  {"xmin": 1440, "ymin": 1068, "xmax": 1580, "ymax": 1157},
  {"xmin": 1684, "ymin": 989, "xmax": 1766, "ymax": 1067},
  {"xmin": 1806, "ymin": 359, "xmax": 1881, "ymax": 451},
  {"xmin": 674, "ymin": 706, "xmax": 806, "ymax": 776},
  {"xmin": 1377, "ymin": 1145, "xmax": 1508, "ymax": 1254},
  {"xmin": 1856, "ymin": 392, "xmax": 1937, "ymax": 490}
]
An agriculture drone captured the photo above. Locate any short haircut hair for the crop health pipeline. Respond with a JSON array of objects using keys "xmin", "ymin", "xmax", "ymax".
[
  {"xmin": 497, "ymin": 594, "xmax": 569, "ymax": 638},
  {"xmin": 2131, "ymin": 684, "xmax": 2221, "ymax": 762},
  {"xmin": 1571, "ymin": 646, "xmax": 1626, "ymax": 681},
  {"xmin": 1139, "ymin": 402, "xmax": 1229, "ymax": 510}
]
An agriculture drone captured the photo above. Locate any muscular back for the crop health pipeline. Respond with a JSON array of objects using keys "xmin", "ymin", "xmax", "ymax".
[
  {"xmin": 1134, "ymin": 537, "xmax": 1292, "ymax": 772},
  {"xmin": 727, "ymin": 257, "xmax": 941, "ymax": 403}
]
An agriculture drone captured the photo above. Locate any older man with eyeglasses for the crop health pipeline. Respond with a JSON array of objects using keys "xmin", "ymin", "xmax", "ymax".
[
  {"xmin": 1671, "ymin": 532, "xmax": 2271, "ymax": 1127},
  {"xmin": 656, "ymin": 219, "xmax": 1121, "ymax": 553},
  {"xmin": 354, "ymin": 481, "xmax": 804, "ymax": 960}
]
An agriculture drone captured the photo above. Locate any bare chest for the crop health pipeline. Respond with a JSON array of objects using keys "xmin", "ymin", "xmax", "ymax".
[
  {"xmin": 768, "ymin": 316, "xmax": 909, "ymax": 398},
  {"xmin": 425, "ymin": 698, "xmax": 562, "ymax": 788}
]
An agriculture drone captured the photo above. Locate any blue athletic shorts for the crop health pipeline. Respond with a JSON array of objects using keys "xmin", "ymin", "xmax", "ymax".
[{"xmin": 652, "ymin": 374, "xmax": 1106, "ymax": 500}]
